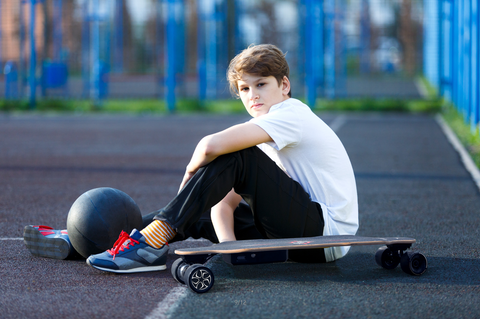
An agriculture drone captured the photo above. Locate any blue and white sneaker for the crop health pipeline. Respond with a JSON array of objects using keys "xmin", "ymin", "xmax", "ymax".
[
  {"xmin": 23, "ymin": 225, "xmax": 77, "ymax": 260},
  {"xmin": 86, "ymin": 229, "xmax": 168, "ymax": 273}
]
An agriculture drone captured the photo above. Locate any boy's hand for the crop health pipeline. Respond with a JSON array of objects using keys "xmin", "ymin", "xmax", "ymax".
[{"xmin": 179, "ymin": 169, "xmax": 196, "ymax": 193}]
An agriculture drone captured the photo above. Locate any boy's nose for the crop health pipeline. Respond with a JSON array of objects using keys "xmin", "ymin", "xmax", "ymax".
[{"xmin": 249, "ymin": 90, "xmax": 259, "ymax": 100}]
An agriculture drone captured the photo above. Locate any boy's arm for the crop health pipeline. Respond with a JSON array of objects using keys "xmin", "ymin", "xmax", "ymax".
[{"xmin": 179, "ymin": 122, "xmax": 272, "ymax": 190}]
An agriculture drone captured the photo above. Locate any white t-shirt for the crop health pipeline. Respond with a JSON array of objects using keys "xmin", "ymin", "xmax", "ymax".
[{"xmin": 249, "ymin": 98, "xmax": 358, "ymax": 261}]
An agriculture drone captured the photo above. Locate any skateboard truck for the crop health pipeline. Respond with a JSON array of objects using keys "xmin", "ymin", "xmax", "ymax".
[{"xmin": 376, "ymin": 244, "xmax": 428, "ymax": 276}]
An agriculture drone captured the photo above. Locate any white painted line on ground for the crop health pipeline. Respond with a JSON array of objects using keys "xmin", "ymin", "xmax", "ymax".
[
  {"xmin": 329, "ymin": 115, "xmax": 347, "ymax": 132},
  {"xmin": 145, "ymin": 237, "xmax": 211, "ymax": 318},
  {"xmin": 436, "ymin": 114, "xmax": 480, "ymax": 192},
  {"xmin": 415, "ymin": 78, "xmax": 430, "ymax": 98},
  {"xmin": 144, "ymin": 286, "xmax": 188, "ymax": 319},
  {"xmin": 0, "ymin": 235, "xmax": 206, "ymax": 317}
]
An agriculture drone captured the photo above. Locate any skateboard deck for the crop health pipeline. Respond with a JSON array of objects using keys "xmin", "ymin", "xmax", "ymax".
[
  {"xmin": 171, "ymin": 235, "xmax": 427, "ymax": 294},
  {"xmin": 174, "ymin": 235, "xmax": 415, "ymax": 255}
]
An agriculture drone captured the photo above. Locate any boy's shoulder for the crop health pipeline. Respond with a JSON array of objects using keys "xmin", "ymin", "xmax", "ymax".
[
  {"xmin": 251, "ymin": 98, "xmax": 317, "ymax": 129},
  {"xmin": 282, "ymin": 98, "xmax": 305, "ymax": 107},
  {"xmin": 270, "ymin": 98, "xmax": 308, "ymax": 113}
]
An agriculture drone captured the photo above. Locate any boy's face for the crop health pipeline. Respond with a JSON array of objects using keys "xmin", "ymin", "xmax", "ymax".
[{"xmin": 237, "ymin": 73, "xmax": 290, "ymax": 118}]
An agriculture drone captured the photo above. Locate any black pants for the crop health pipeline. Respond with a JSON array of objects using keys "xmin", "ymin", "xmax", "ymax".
[{"xmin": 143, "ymin": 147, "xmax": 326, "ymax": 263}]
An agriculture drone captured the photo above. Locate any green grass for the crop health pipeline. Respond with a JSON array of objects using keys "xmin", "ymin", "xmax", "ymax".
[
  {"xmin": 0, "ymin": 98, "xmax": 247, "ymax": 114},
  {"xmin": 0, "ymin": 97, "xmax": 442, "ymax": 114},
  {"xmin": 0, "ymin": 99, "xmax": 31, "ymax": 112},
  {"xmin": 314, "ymin": 98, "xmax": 442, "ymax": 113},
  {"xmin": 441, "ymin": 104, "xmax": 480, "ymax": 168},
  {"xmin": 101, "ymin": 99, "xmax": 246, "ymax": 113}
]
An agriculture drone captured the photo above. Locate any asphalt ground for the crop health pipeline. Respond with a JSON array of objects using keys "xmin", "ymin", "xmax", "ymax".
[{"xmin": 1, "ymin": 112, "xmax": 479, "ymax": 318}]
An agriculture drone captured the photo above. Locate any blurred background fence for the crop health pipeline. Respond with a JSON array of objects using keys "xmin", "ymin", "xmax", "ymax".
[
  {"xmin": 424, "ymin": 0, "xmax": 480, "ymax": 132},
  {"xmin": 0, "ymin": 0, "xmax": 425, "ymax": 110}
]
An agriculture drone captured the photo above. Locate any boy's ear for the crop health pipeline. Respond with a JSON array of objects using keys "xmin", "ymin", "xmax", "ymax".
[{"xmin": 282, "ymin": 76, "xmax": 291, "ymax": 95}]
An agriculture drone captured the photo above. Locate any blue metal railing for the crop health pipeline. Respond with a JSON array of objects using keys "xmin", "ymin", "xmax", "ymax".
[
  {"xmin": 166, "ymin": 0, "xmax": 177, "ymax": 112},
  {"xmin": 304, "ymin": 0, "xmax": 323, "ymax": 107},
  {"xmin": 0, "ymin": 0, "xmax": 2, "ymax": 66},
  {"xmin": 425, "ymin": 0, "xmax": 480, "ymax": 132},
  {"xmin": 29, "ymin": 0, "xmax": 40, "ymax": 108},
  {"xmin": 113, "ymin": 0, "xmax": 123, "ymax": 74}
]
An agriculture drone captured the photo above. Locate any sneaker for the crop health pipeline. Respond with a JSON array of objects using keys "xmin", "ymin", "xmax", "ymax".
[
  {"xmin": 23, "ymin": 225, "xmax": 77, "ymax": 260},
  {"xmin": 86, "ymin": 229, "xmax": 168, "ymax": 274}
]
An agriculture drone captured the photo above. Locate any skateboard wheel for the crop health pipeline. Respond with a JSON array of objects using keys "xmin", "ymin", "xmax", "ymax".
[
  {"xmin": 375, "ymin": 246, "xmax": 400, "ymax": 270},
  {"xmin": 185, "ymin": 264, "xmax": 215, "ymax": 294},
  {"xmin": 400, "ymin": 251, "xmax": 427, "ymax": 276},
  {"xmin": 171, "ymin": 258, "xmax": 188, "ymax": 285}
]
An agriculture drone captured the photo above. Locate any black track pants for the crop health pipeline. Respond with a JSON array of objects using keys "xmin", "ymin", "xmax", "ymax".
[{"xmin": 144, "ymin": 146, "xmax": 326, "ymax": 262}]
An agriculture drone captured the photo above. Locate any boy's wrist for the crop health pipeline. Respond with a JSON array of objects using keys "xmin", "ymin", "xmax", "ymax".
[{"xmin": 178, "ymin": 169, "xmax": 196, "ymax": 193}]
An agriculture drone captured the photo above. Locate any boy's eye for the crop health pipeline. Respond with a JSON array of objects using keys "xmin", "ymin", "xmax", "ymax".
[
  {"xmin": 257, "ymin": 83, "xmax": 265, "ymax": 87},
  {"xmin": 240, "ymin": 87, "xmax": 249, "ymax": 92}
]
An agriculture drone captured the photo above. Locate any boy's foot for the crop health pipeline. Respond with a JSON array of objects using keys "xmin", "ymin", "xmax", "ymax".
[
  {"xmin": 23, "ymin": 225, "xmax": 76, "ymax": 260},
  {"xmin": 86, "ymin": 229, "xmax": 168, "ymax": 274}
]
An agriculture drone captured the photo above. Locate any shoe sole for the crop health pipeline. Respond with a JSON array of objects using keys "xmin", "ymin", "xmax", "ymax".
[
  {"xmin": 86, "ymin": 259, "xmax": 167, "ymax": 273},
  {"xmin": 23, "ymin": 226, "xmax": 71, "ymax": 260}
]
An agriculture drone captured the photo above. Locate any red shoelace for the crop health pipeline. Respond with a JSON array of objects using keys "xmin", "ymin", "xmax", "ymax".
[
  {"xmin": 107, "ymin": 231, "xmax": 139, "ymax": 260},
  {"xmin": 34, "ymin": 225, "xmax": 67, "ymax": 236}
]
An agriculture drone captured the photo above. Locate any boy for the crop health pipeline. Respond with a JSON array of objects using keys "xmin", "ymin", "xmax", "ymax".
[{"xmin": 28, "ymin": 44, "xmax": 358, "ymax": 272}]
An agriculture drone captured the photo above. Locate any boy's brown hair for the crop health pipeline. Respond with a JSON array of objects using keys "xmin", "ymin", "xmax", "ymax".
[{"xmin": 227, "ymin": 44, "xmax": 291, "ymax": 97}]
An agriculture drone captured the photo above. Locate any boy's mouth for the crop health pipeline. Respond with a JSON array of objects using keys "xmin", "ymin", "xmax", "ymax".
[{"xmin": 251, "ymin": 103, "xmax": 263, "ymax": 109}]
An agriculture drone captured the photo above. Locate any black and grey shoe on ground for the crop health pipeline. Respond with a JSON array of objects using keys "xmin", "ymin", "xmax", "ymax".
[
  {"xmin": 86, "ymin": 229, "xmax": 168, "ymax": 274},
  {"xmin": 23, "ymin": 225, "xmax": 77, "ymax": 260}
]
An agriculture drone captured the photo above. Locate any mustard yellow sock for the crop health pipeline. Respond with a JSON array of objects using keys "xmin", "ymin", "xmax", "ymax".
[{"xmin": 140, "ymin": 220, "xmax": 177, "ymax": 248}]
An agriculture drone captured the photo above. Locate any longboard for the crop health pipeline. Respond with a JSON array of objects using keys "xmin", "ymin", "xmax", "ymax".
[
  {"xmin": 171, "ymin": 235, "xmax": 427, "ymax": 294},
  {"xmin": 175, "ymin": 235, "xmax": 415, "ymax": 255}
]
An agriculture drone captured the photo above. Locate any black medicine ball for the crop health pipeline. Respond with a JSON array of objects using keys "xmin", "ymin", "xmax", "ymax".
[{"xmin": 66, "ymin": 187, "xmax": 143, "ymax": 258}]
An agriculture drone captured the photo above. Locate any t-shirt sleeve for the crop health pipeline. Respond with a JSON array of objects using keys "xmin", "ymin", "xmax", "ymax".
[{"xmin": 249, "ymin": 105, "xmax": 303, "ymax": 150}]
